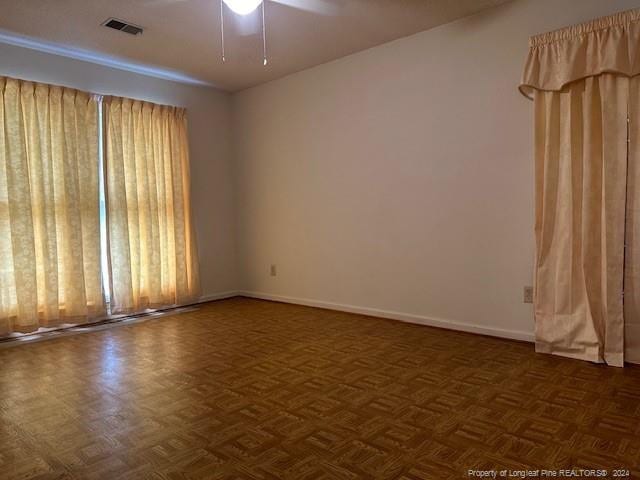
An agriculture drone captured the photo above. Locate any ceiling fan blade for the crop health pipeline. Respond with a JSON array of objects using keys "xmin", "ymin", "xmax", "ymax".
[{"xmin": 270, "ymin": 0, "xmax": 343, "ymax": 16}]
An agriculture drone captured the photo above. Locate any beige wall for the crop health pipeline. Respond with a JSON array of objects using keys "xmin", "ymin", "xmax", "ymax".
[
  {"xmin": 232, "ymin": 0, "xmax": 640, "ymax": 340},
  {"xmin": 0, "ymin": 42, "xmax": 238, "ymax": 298}
]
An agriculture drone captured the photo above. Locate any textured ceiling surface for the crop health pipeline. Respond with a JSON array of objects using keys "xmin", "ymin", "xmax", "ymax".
[{"xmin": 0, "ymin": 0, "xmax": 511, "ymax": 91}]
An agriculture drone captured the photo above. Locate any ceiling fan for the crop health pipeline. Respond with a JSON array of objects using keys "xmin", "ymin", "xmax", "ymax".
[
  {"xmin": 145, "ymin": 0, "xmax": 342, "ymax": 65},
  {"xmin": 219, "ymin": 0, "xmax": 342, "ymax": 66},
  {"xmin": 222, "ymin": 0, "xmax": 339, "ymax": 16}
]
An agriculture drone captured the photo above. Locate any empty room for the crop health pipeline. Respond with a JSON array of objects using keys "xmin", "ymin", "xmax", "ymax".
[{"xmin": 1, "ymin": 0, "xmax": 640, "ymax": 478}]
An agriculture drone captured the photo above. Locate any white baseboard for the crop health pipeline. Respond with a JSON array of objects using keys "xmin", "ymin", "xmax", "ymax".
[
  {"xmin": 198, "ymin": 291, "xmax": 241, "ymax": 303},
  {"xmin": 238, "ymin": 291, "xmax": 535, "ymax": 343}
]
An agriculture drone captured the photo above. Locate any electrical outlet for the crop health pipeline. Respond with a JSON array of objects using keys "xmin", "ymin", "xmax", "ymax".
[
  {"xmin": 524, "ymin": 286, "xmax": 533, "ymax": 304},
  {"xmin": 270, "ymin": 264, "xmax": 277, "ymax": 277}
]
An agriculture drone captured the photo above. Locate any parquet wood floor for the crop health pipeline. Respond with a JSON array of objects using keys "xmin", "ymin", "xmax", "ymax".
[{"xmin": 1, "ymin": 297, "xmax": 640, "ymax": 479}]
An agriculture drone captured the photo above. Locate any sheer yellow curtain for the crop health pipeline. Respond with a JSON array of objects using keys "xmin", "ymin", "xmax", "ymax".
[
  {"xmin": 104, "ymin": 96, "xmax": 200, "ymax": 314},
  {"xmin": 0, "ymin": 77, "xmax": 103, "ymax": 335}
]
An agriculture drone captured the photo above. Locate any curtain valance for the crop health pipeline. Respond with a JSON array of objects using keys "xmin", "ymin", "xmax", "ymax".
[{"xmin": 519, "ymin": 8, "xmax": 640, "ymax": 99}]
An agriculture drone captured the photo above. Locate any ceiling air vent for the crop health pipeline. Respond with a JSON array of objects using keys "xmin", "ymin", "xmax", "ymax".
[{"xmin": 103, "ymin": 18, "xmax": 143, "ymax": 36}]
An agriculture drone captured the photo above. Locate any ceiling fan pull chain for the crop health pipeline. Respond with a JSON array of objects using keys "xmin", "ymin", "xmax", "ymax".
[
  {"xmin": 220, "ymin": 0, "xmax": 226, "ymax": 63},
  {"xmin": 262, "ymin": 0, "xmax": 268, "ymax": 66}
]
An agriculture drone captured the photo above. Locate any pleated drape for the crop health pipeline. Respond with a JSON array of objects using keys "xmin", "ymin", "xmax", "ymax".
[
  {"xmin": 533, "ymin": 75, "xmax": 628, "ymax": 366},
  {"xmin": 624, "ymin": 77, "xmax": 640, "ymax": 364},
  {"xmin": 0, "ymin": 77, "xmax": 103, "ymax": 334},
  {"xmin": 104, "ymin": 97, "xmax": 200, "ymax": 314},
  {"xmin": 521, "ymin": 8, "xmax": 640, "ymax": 366}
]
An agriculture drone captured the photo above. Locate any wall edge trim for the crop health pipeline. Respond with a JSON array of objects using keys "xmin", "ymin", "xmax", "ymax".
[{"xmin": 198, "ymin": 291, "xmax": 241, "ymax": 303}]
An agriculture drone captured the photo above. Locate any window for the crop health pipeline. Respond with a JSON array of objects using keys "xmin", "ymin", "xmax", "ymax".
[{"xmin": 0, "ymin": 76, "xmax": 199, "ymax": 336}]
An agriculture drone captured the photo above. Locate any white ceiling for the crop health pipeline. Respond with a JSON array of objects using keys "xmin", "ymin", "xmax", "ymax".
[{"xmin": 0, "ymin": 0, "xmax": 511, "ymax": 92}]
